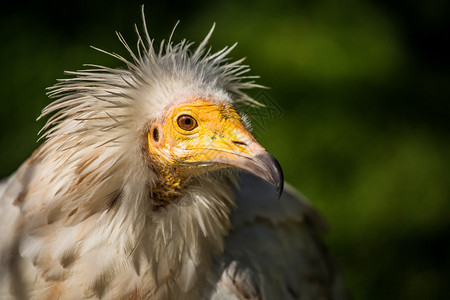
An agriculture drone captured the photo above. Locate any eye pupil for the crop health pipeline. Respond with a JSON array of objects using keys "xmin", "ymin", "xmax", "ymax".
[{"xmin": 177, "ymin": 114, "xmax": 198, "ymax": 131}]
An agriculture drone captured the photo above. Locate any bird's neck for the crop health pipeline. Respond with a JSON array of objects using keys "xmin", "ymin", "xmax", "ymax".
[
  {"xmin": 149, "ymin": 162, "xmax": 221, "ymax": 209},
  {"xmin": 115, "ymin": 170, "xmax": 235, "ymax": 298},
  {"xmin": 150, "ymin": 166, "xmax": 189, "ymax": 209}
]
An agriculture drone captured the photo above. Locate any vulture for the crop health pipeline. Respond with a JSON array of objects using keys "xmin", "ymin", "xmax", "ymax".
[{"xmin": 0, "ymin": 11, "xmax": 349, "ymax": 300}]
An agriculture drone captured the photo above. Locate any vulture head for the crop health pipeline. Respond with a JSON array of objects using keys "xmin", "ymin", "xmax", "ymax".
[
  {"xmin": 40, "ymin": 21, "xmax": 283, "ymax": 211},
  {"xmin": 143, "ymin": 82, "xmax": 283, "ymax": 207}
]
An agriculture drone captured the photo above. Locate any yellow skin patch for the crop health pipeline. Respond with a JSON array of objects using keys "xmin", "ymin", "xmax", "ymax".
[{"xmin": 147, "ymin": 99, "xmax": 265, "ymax": 206}]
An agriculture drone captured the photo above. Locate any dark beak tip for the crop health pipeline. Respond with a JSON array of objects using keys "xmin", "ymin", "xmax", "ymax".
[
  {"xmin": 274, "ymin": 159, "xmax": 284, "ymax": 200},
  {"xmin": 277, "ymin": 180, "xmax": 284, "ymax": 200},
  {"xmin": 255, "ymin": 152, "xmax": 284, "ymax": 200}
]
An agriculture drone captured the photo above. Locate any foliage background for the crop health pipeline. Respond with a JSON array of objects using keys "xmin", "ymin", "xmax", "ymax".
[{"xmin": 1, "ymin": 1, "xmax": 448, "ymax": 299}]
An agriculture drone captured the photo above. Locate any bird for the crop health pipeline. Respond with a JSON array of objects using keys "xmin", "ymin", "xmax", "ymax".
[{"xmin": 0, "ymin": 9, "xmax": 349, "ymax": 300}]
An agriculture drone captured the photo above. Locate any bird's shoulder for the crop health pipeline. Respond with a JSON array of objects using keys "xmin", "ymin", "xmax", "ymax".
[{"xmin": 207, "ymin": 173, "xmax": 349, "ymax": 300}]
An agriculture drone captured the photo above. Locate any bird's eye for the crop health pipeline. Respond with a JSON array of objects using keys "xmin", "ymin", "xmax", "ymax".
[{"xmin": 177, "ymin": 114, "xmax": 198, "ymax": 131}]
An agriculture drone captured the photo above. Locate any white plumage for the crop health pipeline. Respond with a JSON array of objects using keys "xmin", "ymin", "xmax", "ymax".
[{"xmin": 0, "ymin": 10, "xmax": 349, "ymax": 300}]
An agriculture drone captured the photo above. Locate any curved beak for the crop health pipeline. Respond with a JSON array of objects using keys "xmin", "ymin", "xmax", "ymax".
[
  {"xmin": 231, "ymin": 151, "xmax": 284, "ymax": 200},
  {"xmin": 197, "ymin": 149, "xmax": 284, "ymax": 199},
  {"xmin": 166, "ymin": 100, "xmax": 284, "ymax": 199},
  {"xmin": 184, "ymin": 123, "xmax": 284, "ymax": 200}
]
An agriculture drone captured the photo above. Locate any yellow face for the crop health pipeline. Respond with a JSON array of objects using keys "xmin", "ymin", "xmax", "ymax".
[
  {"xmin": 148, "ymin": 99, "xmax": 262, "ymax": 165},
  {"xmin": 147, "ymin": 98, "xmax": 283, "ymax": 198}
]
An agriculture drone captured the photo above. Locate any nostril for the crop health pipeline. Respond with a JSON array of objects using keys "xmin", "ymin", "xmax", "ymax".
[
  {"xmin": 232, "ymin": 140, "xmax": 247, "ymax": 147},
  {"xmin": 152, "ymin": 127, "xmax": 160, "ymax": 142}
]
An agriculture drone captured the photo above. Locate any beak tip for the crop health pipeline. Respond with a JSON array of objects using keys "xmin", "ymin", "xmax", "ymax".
[
  {"xmin": 276, "ymin": 181, "xmax": 284, "ymax": 200},
  {"xmin": 255, "ymin": 152, "xmax": 284, "ymax": 200},
  {"xmin": 275, "ymin": 163, "xmax": 284, "ymax": 200}
]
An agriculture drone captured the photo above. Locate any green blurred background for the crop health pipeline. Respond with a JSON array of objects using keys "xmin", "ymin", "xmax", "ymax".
[{"xmin": 1, "ymin": 0, "xmax": 449, "ymax": 299}]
